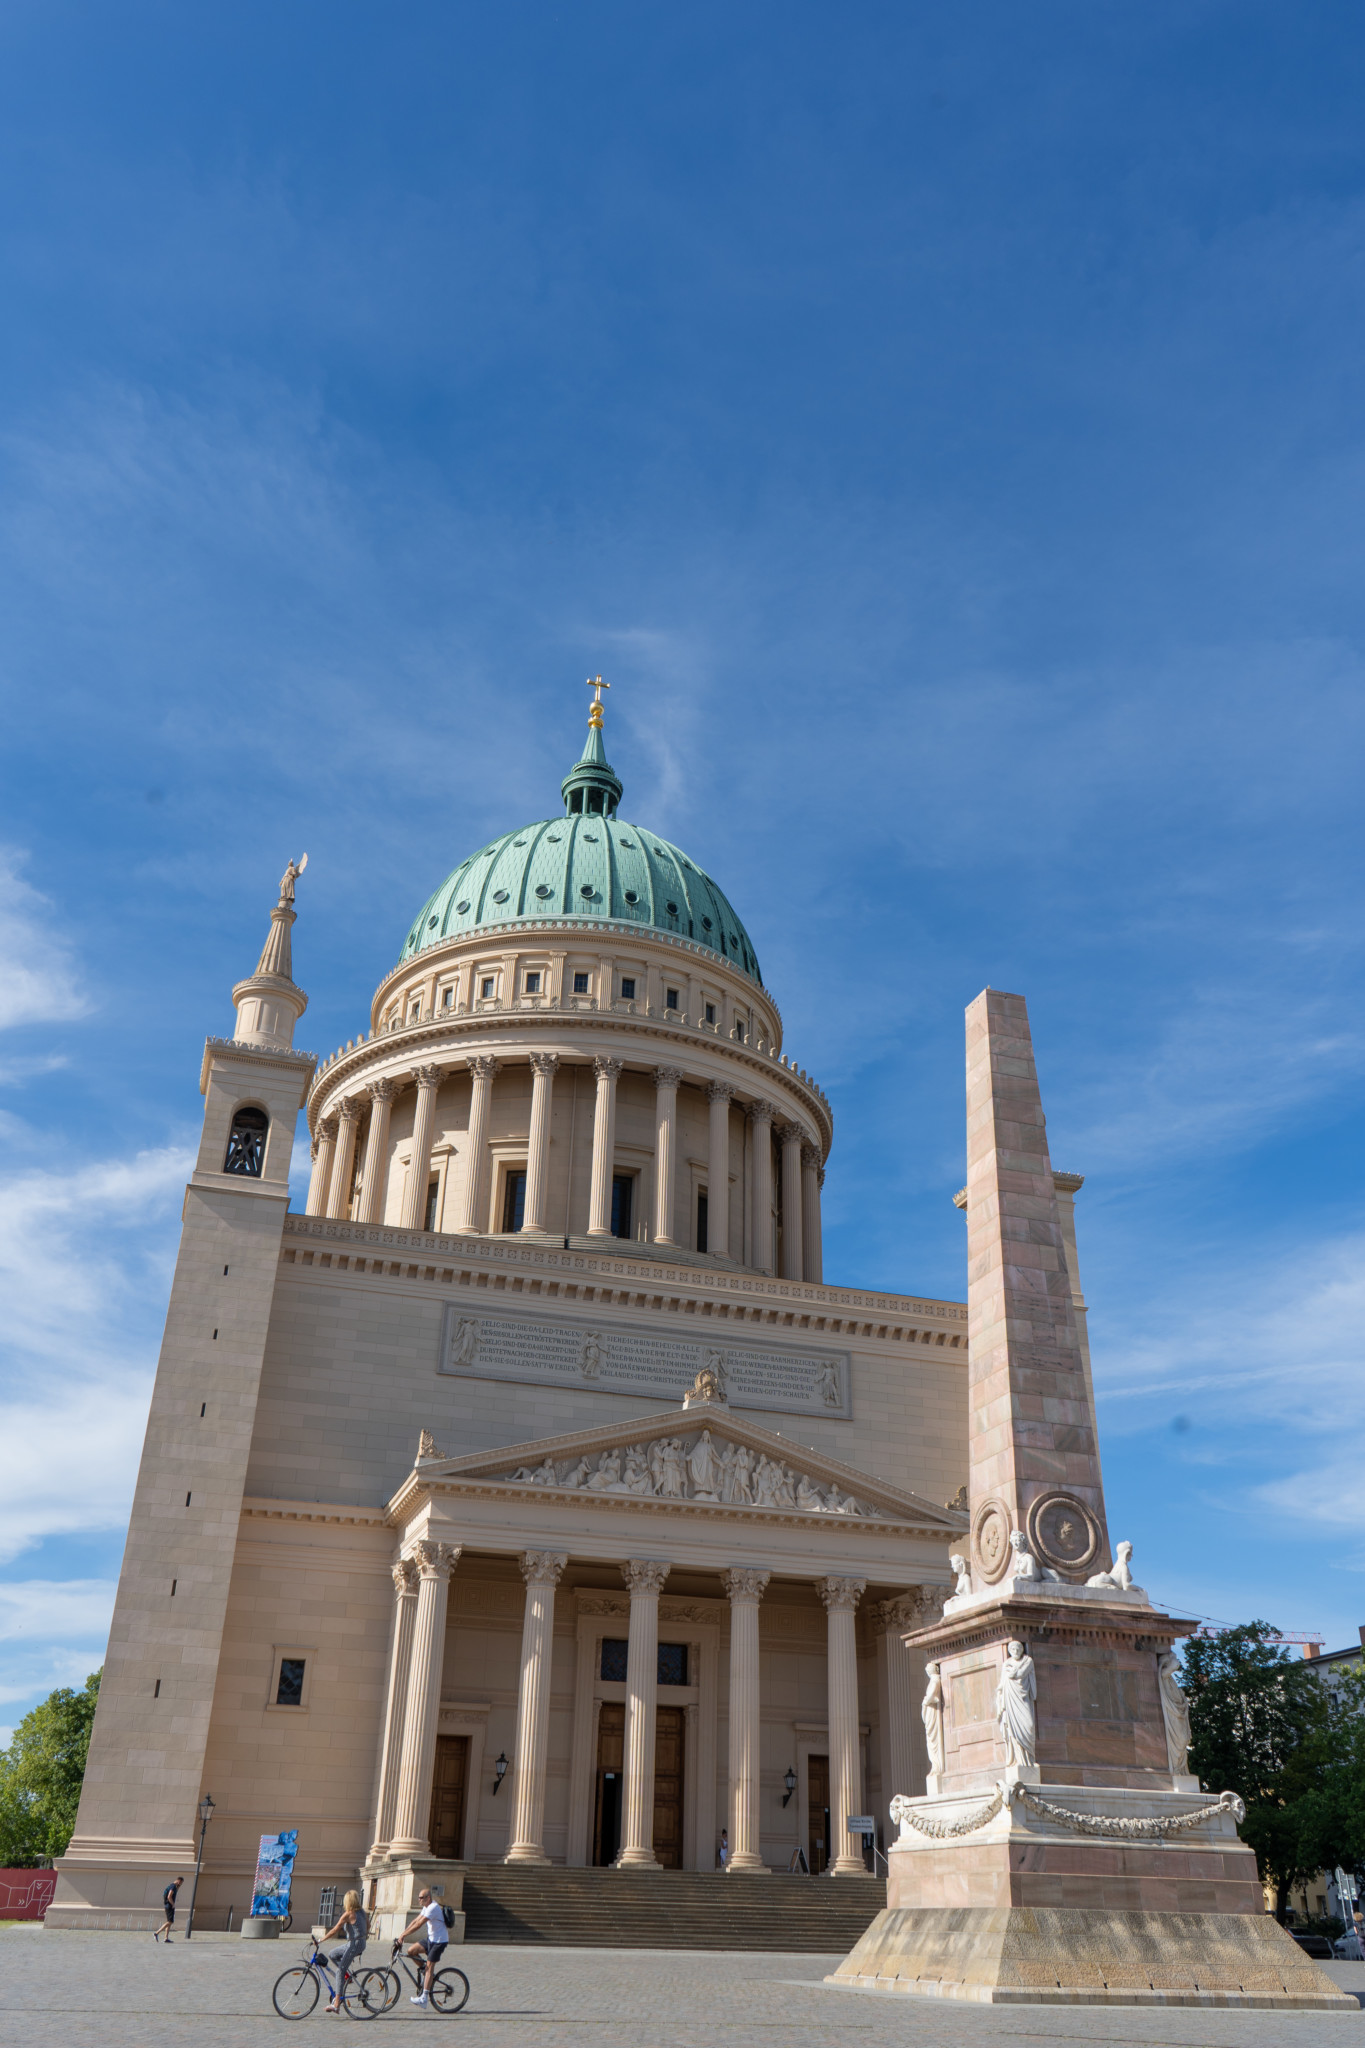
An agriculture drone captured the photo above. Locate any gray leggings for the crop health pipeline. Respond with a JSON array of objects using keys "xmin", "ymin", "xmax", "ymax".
[{"xmin": 328, "ymin": 1938, "xmax": 365, "ymax": 1987}]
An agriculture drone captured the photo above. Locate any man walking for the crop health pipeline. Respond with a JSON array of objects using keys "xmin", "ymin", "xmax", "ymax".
[{"xmin": 154, "ymin": 1875, "xmax": 184, "ymax": 1943}]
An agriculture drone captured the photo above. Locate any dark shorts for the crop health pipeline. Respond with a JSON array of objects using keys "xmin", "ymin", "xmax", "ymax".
[
  {"xmin": 163, "ymin": 1904, "xmax": 176, "ymax": 1923},
  {"xmin": 421, "ymin": 1940, "xmax": 447, "ymax": 1964}
]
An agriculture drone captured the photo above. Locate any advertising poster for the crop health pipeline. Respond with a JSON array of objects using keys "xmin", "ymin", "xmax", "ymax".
[{"xmin": 251, "ymin": 1828, "xmax": 299, "ymax": 1918}]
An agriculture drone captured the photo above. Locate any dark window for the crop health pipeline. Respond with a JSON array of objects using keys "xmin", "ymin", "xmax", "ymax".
[
  {"xmin": 442, "ymin": 987, "xmax": 454, "ymax": 1008},
  {"xmin": 503, "ymin": 1170, "xmax": 527, "ymax": 1233},
  {"xmin": 223, "ymin": 1106, "xmax": 268, "ymax": 1176},
  {"xmin": 734, "ymin": 1020, "xmax": 745, "ymax": 1043},
  {"xmin": 696, "ymin": 1191, "xmax": 709, "ymax": 1255},
  {"xmin": 276, "ymin": 1658, "xmax": 306, "ymax": 1707},
  {"xmin": 525, "ymin": 971, "xmax": 541, "ymax": 994},
  {"xmin": 666, "ymin": 987, "xmax": 680, "ymax": 1010},
  {"xmin": 657, "ymin": 1643, "xmax": 688, "ymax": 1688},
  {"xmin": 611, "ymin": 1174, "xmax": 633, "ymax": 1240},
  {"xmin": 704, "ymin": 1003, "xmax": 716, "ymax": 1026},
  {"xmin": 620, "ymin": 977, "xmax": 636, "ymax": 1000},
  {"xmin": 573, "ymin": 971, "xmax": 590, "ymax": 994},
  {"xmin": 424, "ymin": 1180, "xmax": 439, "ymax": 1231},
  {"xmin": 600, "ymin": 1639, "xmax": 689, "ymax": 1686},
  {"xmin": 481, "ymin": 977, "xmax": 495, "ymax": 999}
]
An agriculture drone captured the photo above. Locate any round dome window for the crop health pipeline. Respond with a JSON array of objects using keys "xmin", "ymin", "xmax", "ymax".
[
  {"xmin": 427, "ymin": 915, "xmax": 439, "ymax": 929},
  {"xmin": 701, "ymin": 915, "xmax": 713, "ymax": 930},
  {"xmin": 624, "ymin": 889, "xmax": 638, "ymax": 904},
  {"xmin": 535, "ymin": 884, "xmax": 552, "ymax": 898},
  {"xmin": 580, "ymin": 884, "xmax": 595, "ymax": 898},
  {"xmin": 455, "ymin": 900, "xmax": 470, "ymax": 914},
  {"xmin": 493, "ymin": 889, "xmax": 510, "ymax": 903},
  {"xmin": 665, "ymin": 900, "xmax": 679, "ymax": 916}
]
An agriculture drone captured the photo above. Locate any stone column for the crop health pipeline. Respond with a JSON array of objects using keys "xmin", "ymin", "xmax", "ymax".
[
  {"xmin": 325, "ymin": 1097, "xmax": 362, "ymax": 1220},
  {"xmin": 454, "ymin": 1055, "xmax": 499, "ymax": 1233},
  {"xmin": 748, "ymin": 1103, "xmax": 774, "ymax": 1273},
  {"xmin": 388, "ymin": 1540, "xmax": 461, "ymax": 1856},
  {"xmin": 504, "ymin": 1550, "xmax": 568, "ymax": 1863},
  {"xmin": 306, "ymin": 1114, "xmax": 338, "ymax": 1216},
  {"xmin": 801, "ymin": 1146, "xmax": 823, "ymax": 1283},
  {"xmin": 707, "ymin": 1083, "xmax": 733, "ymax": 1259},
  {"xmin": 586, "ymin": 1056, "xmax": 624, "ymax": 1238},
  {"xmin": 521, "ymin": 1055, "xmax": 559, "ymax": 1234},
  {"xmin": 722, "ymin": 1568, "xmax": 770, "ymax": 1873},
  {"xmin": 815, "ymin": 1576, "xmax": 866, "ymax": 1876},
  {"xmin": 652, "ymin": 1067, "xmax": 683, "ymax": 1245},
  {"xmin": 368, "ymin": 1557, "xmax": 420, "ymax": 1858},
  {"xmin": 400, "ymin": 1065, "xmax": 445, "ymax": 1231},
  {"xmin": 355, "ymin": 1079, "xmax": 397, "ymax": 1225},
  {"xmin": 616, "ymin": 1558, "xmax": 670, "ymax": 1867},
  {"xmin": 779, "ymin": 1123, "xmax": 804, "ymax": 1282}
]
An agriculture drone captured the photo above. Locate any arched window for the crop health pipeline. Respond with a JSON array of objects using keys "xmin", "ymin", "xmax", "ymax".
[{"xmin": 224, "ymin": 1105, "xmax": 269, "ymax": 1177}]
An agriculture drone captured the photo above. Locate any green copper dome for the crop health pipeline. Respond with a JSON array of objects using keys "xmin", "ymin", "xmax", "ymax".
[{"xmin": 399, "ymin": 709, "xmax": 763, "ymax": 984}]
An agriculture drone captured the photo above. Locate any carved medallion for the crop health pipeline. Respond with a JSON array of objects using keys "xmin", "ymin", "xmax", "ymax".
[
  {"xmin": 1026, "ymin": 1490, "xmax": 1101, "ymax": 1578},
  {"xmin": 971, "ymin": 1497, "xmax": 1013, "ymax": 1583}
]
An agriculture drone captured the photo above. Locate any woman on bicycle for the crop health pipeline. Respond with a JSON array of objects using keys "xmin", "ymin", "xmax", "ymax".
[{"xmin": 319, "ymin": 1890, "xmax": 368, "ymax": 2013}]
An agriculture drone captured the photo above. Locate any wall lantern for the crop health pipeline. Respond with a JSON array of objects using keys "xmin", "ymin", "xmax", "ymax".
[
  {"xmin": 782, "ymin": 1767, "xmax": 797, "ymax": 1808},
  {"xmin": 493, "ymin": 1752, "xmax": 509, "ymax": 1795}
]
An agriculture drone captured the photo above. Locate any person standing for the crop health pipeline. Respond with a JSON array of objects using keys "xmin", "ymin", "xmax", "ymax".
[
  {"xmin": 154, "ymin": 1875, "xmax": 184, "ymax": 1943},
  {"xmin": 319, "ymin": 1890, "xmax": 369, "ymax": 2013},
  {"xmin": 717, "ymin": 1829, "xmax": 729, "ymax": 1869},
  {"xmin": 398, "ymin": 1887, "xmax": 448, "ymax": 2008}
]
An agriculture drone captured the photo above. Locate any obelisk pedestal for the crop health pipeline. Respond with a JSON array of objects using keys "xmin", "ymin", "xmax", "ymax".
[{"xmin": 828, "ymin": 989, "xmax": 1349, "ymax": 2009}]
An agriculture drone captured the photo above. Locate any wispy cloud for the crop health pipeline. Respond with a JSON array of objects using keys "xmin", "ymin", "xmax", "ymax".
[{"xmin": 0, "ymin": 849, "xmax": 88, "ymax": 1033}]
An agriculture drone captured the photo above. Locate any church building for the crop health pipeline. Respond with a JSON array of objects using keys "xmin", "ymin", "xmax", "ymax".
[{"xmin": 49, "ymin": 689, "xmax": 1094, "ymax": 1930}]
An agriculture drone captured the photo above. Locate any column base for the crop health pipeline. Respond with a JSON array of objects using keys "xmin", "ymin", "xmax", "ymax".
[
  {"xmin": 829, "ymin": 1854, "xmax": 870, "ymax": 1877},
  {"xmin": 503, "ymin": 1844, "xmax": 552, "ymax": 1866},
  {"xmin": 726, "ymin": 1855, "xmax": 770, "ymax": 1875},
  {"xmin": 613, "ymin": 1849, "xmax": 663, "ymax": 1870}
]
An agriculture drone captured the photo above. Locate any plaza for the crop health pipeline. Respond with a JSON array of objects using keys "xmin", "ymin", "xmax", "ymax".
[{"xmin": 3, "ymin": 1930, "xmax": 1362, "ymax": 2047}]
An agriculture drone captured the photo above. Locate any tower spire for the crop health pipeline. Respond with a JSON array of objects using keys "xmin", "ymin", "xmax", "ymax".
[
  {"xmin": 231, "ymin": 856, "xmax": 310, "ymax": 1050},
  {"xmin": 561, "ymin": 676, "xmax": 623, "ymax": 817}
]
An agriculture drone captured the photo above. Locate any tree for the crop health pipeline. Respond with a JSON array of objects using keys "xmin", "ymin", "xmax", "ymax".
[
  {"xmin": 0, "ymin": 1670, "xmax": 101, "ymax": 1866},
  {"xmin": 1182, "ymin": 1622, "xmax": 1358, "ymax": 1919}
]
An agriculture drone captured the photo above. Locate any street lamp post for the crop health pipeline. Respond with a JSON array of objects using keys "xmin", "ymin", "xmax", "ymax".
[{"xmin": 185, "ymin": 1794, "xmax": 216, "ymax": 1941}]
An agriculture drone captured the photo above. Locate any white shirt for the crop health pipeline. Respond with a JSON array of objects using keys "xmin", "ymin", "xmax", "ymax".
[{"xmin": 420, "ymin": 1899, "xmax": 446, "ymax": 1943}]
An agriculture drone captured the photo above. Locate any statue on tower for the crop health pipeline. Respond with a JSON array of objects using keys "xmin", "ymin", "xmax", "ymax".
[{"xmin": 278, "ymin": 852, "xmax": 308, "ymax": 906}]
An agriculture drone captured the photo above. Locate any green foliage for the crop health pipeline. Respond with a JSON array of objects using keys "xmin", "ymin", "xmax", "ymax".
[
  {"xmin": 0, "ymin": 1670, "xmax": 101, "ymax": 1867},
  {"xmin": 1183, "ymin": 1623, "xmax": 1365, "ymax": 1912}
]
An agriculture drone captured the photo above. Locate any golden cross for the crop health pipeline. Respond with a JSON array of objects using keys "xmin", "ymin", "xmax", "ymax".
[{"xmin": 586, "ymin": 674, "xmax": 609, "ymax": 726}]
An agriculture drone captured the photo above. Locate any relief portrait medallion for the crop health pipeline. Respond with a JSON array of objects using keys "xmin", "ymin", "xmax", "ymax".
[
  {"xmin": 971, "ymin": 1496, "xmax": 1014, "ymax": 1583},
  {"xmin": 1025, "ymin": 1489, "xmax": 1102, "ymax": 1578}
]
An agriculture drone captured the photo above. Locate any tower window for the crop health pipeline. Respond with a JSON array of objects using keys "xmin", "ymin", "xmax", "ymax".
[
  {"xmin": 573, "ymin": 972, "xmax": 590, "ymax": 994},
  {"xmin": 481, "ymin": 977, "xmax": 495, "ymax": 999},
  {"xmin": 275, "ymin": 1658, "xmax": 306, "ymax": 1707},
  {"xmin": 704, "ymin": 1003, "xmax": 716, "ymax": 1026},
  {"xmin": 696, "ymin": 1190, "xmax": 709, "ymax": 1255},
  {"xmin": 610, "ymin": 1173, "xmax": 634, "ymax": 1240},
  {"xmin": 525, "ymin": 971, "xmax": 541, "ymax": 994},
  {"xmin": 666, "ymin": 988, "xmax": 680, "ymax": 1011},
  {"xmin": 620, "ymin": 978, "xmax": 636, "ymax": 1000},
  {"xmin": 223, "ymin": 1106, "xmax": 268, "ymax": 1177},
  {"xmin": 503, "ymin": 1169, "xmax": 527, "ymax": 1233}
]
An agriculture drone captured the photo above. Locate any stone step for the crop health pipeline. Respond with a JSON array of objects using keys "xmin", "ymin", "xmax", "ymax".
[{"xmin": 459, "ymin": 1867, "xmax": 886, "ymax": 1949}]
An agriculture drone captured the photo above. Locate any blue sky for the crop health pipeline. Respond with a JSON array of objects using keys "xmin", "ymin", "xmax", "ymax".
[{"xmin": 2, "ymin": 1, "xmax": 1363, "ymax": 1736}]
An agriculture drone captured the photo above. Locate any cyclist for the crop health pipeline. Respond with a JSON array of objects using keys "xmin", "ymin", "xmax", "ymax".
[
  {"xmin": 397, "ymin": 1887, "xmax": 448, "ymax": 2007},
  {"xmin": 319, "ymin": 1889, "xmax": 368, "ymax": 2014}
]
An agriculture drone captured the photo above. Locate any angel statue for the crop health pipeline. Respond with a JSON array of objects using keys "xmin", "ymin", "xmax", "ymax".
[
  {"xmin": 995, "ymin": 1640, "xmax": 1037, "ymax": 1770},
  {"xmin": 278, "ymin": 853, "xmax": 308, "ymax": 905}
]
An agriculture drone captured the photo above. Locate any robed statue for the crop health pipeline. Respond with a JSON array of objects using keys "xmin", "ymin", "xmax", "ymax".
[{"xmin": 995, "ymin": 1639, "xmax": 1037, "ymax": 1769}]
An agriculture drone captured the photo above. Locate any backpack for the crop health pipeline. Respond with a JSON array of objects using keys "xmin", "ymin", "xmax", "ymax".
[{"xmin": 441, "ymin": 1904, "xmax": 456, "ymax": 1929}]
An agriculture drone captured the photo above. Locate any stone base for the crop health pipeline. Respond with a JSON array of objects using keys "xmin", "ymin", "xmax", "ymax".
[
  {"xmin": 360, "ymin": 1856, "xmax": 466, "ymax": 1946},
  {"xmin": 826, "ymin": 1906, "xmax": 1355, "ymax": 2007},
  {"xmin": 239, "ymin": 1915, "xmax": 281, "ymax": 1940}
]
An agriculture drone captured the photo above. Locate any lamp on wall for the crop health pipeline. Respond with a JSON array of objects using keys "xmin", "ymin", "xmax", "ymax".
[
  {"xmin": 492, "ymin": 1752, "xmax": 509, "ymax": 1795},
  {"xmin": 782, "ymin": 1767, "xmax": 797, "ymax": 1808}
]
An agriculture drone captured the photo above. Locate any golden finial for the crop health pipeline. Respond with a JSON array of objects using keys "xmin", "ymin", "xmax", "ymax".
[{"xmin": 586, "ymin": 674, "xmax": 609, "ymax": 728}]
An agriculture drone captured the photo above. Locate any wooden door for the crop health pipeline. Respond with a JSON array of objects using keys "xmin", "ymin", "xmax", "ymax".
[
  {"xmin": 653, "ymin": 1705, "xmax": 686, "ymax": 1870},
  {"xmin": 428, "ymin": 1734, "xmax": 469, "ymax": 1860},
  {"xmin": 593, "ymin": 1703, "xmax": 625, "ymax": 1866},
  {"xmin": 807, "ymin": 1754, "xmax": 830, "ymax": 1876}
]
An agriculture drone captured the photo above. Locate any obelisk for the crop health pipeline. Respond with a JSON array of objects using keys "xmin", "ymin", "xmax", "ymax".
[{"xmin": 828, "ymin": 988, "xmax": 1349, "ymax": 2009}]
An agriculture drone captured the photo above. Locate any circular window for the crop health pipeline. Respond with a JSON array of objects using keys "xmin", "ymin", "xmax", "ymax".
[
  {"xmin": 427, "ymin": 914, "xmax": 438, "ymax": 929},
  {"xmin": 580, "ymin": 883, "xmax": 595, "ymax": 898},
  {"xmin": 455, "ymin": 900, "xmax": 470, "ymax": 914},
  {"xmin": 665, "ymin": 900, "xmax": 679, "ymax": 916},
  {"xmin": 582, "ymin": 833, "xmax": 599, "ymax": 842},
  {"xmin": 701, "ymin": 915, "xmax": 713, "ymax": 930},
  {"xmin": 535, "ymin": 884, "xmax": 552, "ymax": 898},
  {"xmin": 546, "ymin": 833, "xmax": 561, "ymax": 842},
  {"xmin": 624, "ymin": 889, "xmax": 638, "ymax": 904},
  {"xmin": 492, "ymin": 889, "xmax": 509, "ymax": 903},
  {"xmin": 619, "ymin": 838, "xmax": 634, "ymax": 848},
  {"xmin": 514, "ymin": 839, "xmax": 526, "ymax": 847}
]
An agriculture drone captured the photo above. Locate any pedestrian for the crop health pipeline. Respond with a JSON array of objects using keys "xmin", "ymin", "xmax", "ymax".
[
  {"xmin": 397, "ymin": 1887, "xmax": 448, "ymax": 2008},
  {"xmin": 718, "ymin": 1829, "xmax": 729, "ymax": 1869},
  {"xmin": 154, "ymin": 1875, "xmax": 185, "ymax": 1943},
  {"xmin": 319, "ymin": 1889, "xmax": 369, "ymax": 2013}
]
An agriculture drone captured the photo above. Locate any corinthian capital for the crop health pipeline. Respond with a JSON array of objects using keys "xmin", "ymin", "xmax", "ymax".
[
  {"xmin": 392, "ymin": 1557, "xmax": 420, "ymax": 1598},
  {"xmin": 653, "ymin": 1066, "xmax": 684, "ymax": 1089},
  {"xmin": 870, "ymin": 1587, "xmax": 942, "ymax": 1633},
  {"xmin": 319, "ymin": 1113, "xmax": 340, "ymax": 1142},
  {"xmin": 746, "ymin": 1100, "xmax": 774, "ymax": 1130},
  {"xmin": 412, "ymin": 1540, "xmax": 461, "ymax": 1581},
  {"xmin": 369, "ymin": 1077, "xmax": 399, "ymax": 1105},
  {"xmin": 336, "ymin": 1096, "xmax": 363, "ymax": 1126},
  {"xmin": 621, "ymin": 1559, "xmax": 670, "ymax": 1597},
  {"xmin": 528, "ymin": 1052, "xmax": 561, "ymax": 1079},
  {"xmin": 814, "ymin": 1575, "xmax": 866, "ymax": 1612},
  {"xmin": 801, "ymin": 1142, "xmax": 820, "ymax": 1171},
  {"xmin": 722, "ymin": 1567, "xmax": 770, "ymax": 1603},
  {"xmin": 594, "ymin": 1055, "xmax": 624, "ymax": 1083},
  {"xmin": 412, "ymin": 1064, "xmax": 444, "ymax": 1091},
  {"xmin": 467, "ymin": 1054, "xmax": 501, "ymax": 1081},
  {"xmin": 707, "ymin": 1081, "xmax": 735, "ymax": 1105},
  {"xmin": 520, "ymin": 1549, "xmax": 568, "ymax": 1588}
]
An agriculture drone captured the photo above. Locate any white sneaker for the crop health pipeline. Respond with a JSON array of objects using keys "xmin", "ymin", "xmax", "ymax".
[{"xmin": 410, "ymin": 1993, "xmax": 429, "ymax": 2006}]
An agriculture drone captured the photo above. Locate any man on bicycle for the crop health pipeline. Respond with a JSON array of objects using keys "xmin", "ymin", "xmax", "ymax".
[{"xmin": 398, "ymin": 1888, "xmax": 448, "ymax": 2007}]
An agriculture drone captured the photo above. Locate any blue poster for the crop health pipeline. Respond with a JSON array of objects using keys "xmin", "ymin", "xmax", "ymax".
[{"xmin": 251, "ymin": 1829, "xmax": 299, "ymax": 1918}]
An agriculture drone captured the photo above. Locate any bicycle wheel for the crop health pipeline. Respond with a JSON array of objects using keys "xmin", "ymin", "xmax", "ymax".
[
  {"xmin": 280, "ymin": 1912, "xmax": 294, "ymax": 1933},
  {"xmin": 272, "ymin": 1966, "xmax": 320, "ymax": 2019},
  {"xmin": 431, "ymin": 1967, "xmax": 470, "ymax": 2014},
  {"xmin": 372, "ymin": 1967, "xmax": 402, "ymax": 2012},
  {"xmin": 343, "ymin": 1970, "xmax": 387, "ymax": 2020}
]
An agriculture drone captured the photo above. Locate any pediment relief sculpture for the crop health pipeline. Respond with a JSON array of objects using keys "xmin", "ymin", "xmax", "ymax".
[{"xmin": 505, "ymin": 1427, "xmax": 884, "ymax": 1518}]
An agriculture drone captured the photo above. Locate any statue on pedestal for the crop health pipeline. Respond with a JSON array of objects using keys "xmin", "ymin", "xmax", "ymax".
[{"xmin": 995, "ymin": 1640, "xmax": 1037, "ymax": 1769}]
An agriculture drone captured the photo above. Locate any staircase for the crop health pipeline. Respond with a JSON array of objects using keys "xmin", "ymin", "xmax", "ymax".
[{"xmin": 459, "ymin": 1865, "xmax": 886, "ymax": 1950}]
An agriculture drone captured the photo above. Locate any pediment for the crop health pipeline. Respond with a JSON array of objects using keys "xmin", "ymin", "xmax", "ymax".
[{"xmin": 407, "ymin": 1403, "xmax": 964, "ymax": 1536}]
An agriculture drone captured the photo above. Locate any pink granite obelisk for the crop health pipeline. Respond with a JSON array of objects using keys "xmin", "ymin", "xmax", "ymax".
[{"xmin": 826, "ymin": 989, "xmax": 1349, "ymax": 2009}]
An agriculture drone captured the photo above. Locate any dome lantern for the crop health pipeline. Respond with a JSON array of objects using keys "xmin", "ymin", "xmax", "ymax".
[{"xmin": 560, "ymin": 678, "xmax": 623, "ymax": 818}]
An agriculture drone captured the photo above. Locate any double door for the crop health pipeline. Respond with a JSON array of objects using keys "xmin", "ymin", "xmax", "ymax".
[
  {"xmin": 428, "ymin": 1734, "xmax": 469, "ymax": 1860},
  {"xmin": 592, "ymin": 1703, "xmax": 685, "ymax": 1867}
]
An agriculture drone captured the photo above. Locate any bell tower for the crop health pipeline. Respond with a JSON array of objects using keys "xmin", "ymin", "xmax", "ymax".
[{"xmin": 49, "ymin": 864, "xmax": 317, "ymax": 1927}]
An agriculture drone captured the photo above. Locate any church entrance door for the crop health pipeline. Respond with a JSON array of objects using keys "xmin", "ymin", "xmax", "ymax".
[
  {"xmin": 592, "ymin": 1703, "xmax": 625, "ymax": 1865},
  {"xmin": 652, "ymin": 1706, "xmax": 685, "ymax": 1869},
  {"xmin": 807, "ymin": 1754, "xmax": 830, "ymax": 1875},
  {"xmin": 429, "ymin": 1734, "xmax": 469, "ymax": 1860}
]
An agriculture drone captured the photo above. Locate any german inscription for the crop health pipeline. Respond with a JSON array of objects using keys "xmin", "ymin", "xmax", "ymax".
[{"xmin": 438, "ymin": 1305, "xmax": 851, "ymax": 1419}]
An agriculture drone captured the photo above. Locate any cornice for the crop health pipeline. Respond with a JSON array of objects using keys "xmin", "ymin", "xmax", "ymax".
[
  {"xmin": 240, "ymin": 1498, "xmax": 392, "ymax": 1528},
  {"xmin": 906, "ymin": 1592, "xmax": 1196, "ymax": 1655},
  {"xmin": 279, "ymin": 1211, "xmax": 969, "ymax": 1329},
  {"xmin": 200, "ymin": 1034, "xmax": 318, "ymax": 1094}
]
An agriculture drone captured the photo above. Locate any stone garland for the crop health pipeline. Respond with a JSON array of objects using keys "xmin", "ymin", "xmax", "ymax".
[{"xmin": 889, "ymin": 1785, "xmax": 1245, "ymax": 1842}]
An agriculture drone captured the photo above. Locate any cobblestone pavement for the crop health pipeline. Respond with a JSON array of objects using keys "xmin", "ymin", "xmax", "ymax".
[{"xmin": 3, "ymin": 1929, "xmax": 1362, "ymax": 2047}]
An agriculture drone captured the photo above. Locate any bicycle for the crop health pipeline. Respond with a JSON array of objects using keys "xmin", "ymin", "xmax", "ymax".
[
  {"xmin": 271, "ymin": 1935, "xmax": 386, "ymax": 2019},
  {"xmin": 367, "ymin": 1936, "xmax": 470, "ymax": 2014}
]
